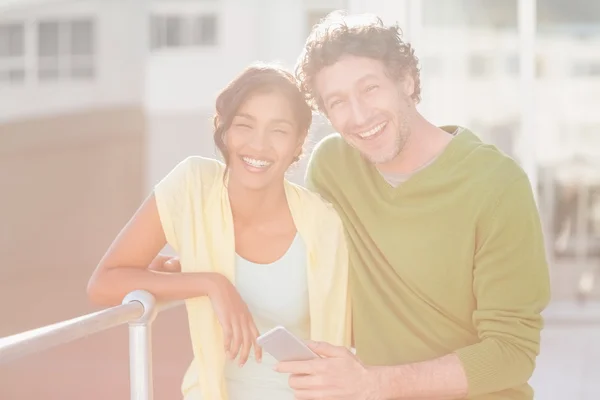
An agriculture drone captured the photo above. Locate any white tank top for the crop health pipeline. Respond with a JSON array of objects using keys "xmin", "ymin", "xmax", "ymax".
[{"xmin": 222, "ymin": 233, "xmax": 309, "ymax": 400}]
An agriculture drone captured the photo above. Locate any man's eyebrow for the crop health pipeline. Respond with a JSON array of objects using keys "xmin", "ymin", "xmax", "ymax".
[
  {"xmin": 322, "ymin": 73, "xmax": 381, "ymax": 103},
  {"xmin": 356, "ymin": 73, "xmax": 380, "ymax": 84}
]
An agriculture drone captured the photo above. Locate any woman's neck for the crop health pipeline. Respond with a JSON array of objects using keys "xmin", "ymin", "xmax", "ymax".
[{"xmin": 227, "ymin": 178, "xmax": 289, "ymax": 225}]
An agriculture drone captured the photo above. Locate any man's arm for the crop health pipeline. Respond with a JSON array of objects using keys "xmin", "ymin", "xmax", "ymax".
[
  {"xmin": 371, "ymin": 174, "xmax": 551, "ymax": 399},
  {"xmin": 368, "ymin": 353, "xmax": 466, "ymax": 400},
  {"xmin": 278, "ymin": 342, "xmax": 466, "ymax": 400}
]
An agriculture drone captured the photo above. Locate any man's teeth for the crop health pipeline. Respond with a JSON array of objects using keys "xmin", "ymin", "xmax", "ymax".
[
  {"xmin": 242, "ymin": 157, "xmax": 272, "ymax": 168},
  {"xmin": 358, "ymin": 122, "xmax": 386, "ymax": 138}
]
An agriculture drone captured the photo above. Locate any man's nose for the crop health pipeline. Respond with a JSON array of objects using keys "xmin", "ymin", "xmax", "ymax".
[{"xmin": 349, "ymin": 97, "xmax": 369, "ymax": 127}]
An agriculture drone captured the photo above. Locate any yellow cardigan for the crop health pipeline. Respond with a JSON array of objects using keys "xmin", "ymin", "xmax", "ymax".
[{"xmin": 154, "ymin": 156, "xmax": 352, "ymax": 399}]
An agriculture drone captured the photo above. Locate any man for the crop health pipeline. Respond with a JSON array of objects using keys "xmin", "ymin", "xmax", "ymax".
[{"xmin": 273, "ymin": 11, "xmax": 551, "ymax": 400}]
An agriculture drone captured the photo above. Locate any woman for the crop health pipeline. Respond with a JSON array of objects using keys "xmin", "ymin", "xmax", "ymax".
[{"xmin": 86, "ymin": 64, "xmax": 351, "ymax": 400}]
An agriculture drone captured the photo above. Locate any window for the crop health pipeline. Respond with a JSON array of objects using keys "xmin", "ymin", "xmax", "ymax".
[
  {"xmin": 70, "ymin": 20, "xmax": 94, "ymax": 78},
  {"xmin": 506, "ymin": 54, "xmax": 519, "ymax": 76},
  {"xmin": 506, "ymin": 53, "xmax": 546, "ymax": 78},
  {"xmin": 572, "ymin": 60, "xmax": 600, "ymax": 77},
  {"xmin": 468, "ymin": 54, "xmax": 492, "ymax": 78},
  {"xmin": 37, "ymin": 18, "xmax": 95, "ymax": 81},
  {"xmin": 150, "ymin": 14, "xmax": 218, "ymax": 50},
  {"xmin": 194, "ymin": 14, "xmax": 217, "ymax": 45},
  {"xmin": 0, "ymin": 23, "xmax": 25, "ymax": 84}
]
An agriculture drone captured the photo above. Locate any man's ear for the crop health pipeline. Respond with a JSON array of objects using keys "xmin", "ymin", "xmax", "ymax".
[{"xmin": 401, "ymin": 74, "xmax": 415, "ymax": 99}]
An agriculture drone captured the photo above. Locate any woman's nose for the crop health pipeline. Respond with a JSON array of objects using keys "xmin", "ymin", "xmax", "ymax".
[{"xmin": 247, "ymin": 129, "xmax": 270, "ymax": 150}]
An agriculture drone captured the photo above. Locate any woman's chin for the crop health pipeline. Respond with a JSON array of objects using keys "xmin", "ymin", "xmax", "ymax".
[{"xmin": 229, "ymin": 167, "xmax": 284, "ymax": 192}]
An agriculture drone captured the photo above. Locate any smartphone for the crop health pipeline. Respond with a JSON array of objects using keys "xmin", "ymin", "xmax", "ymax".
[{"xmin": 256, "ymin": 326, "xmax": 318, "ymax": 362}]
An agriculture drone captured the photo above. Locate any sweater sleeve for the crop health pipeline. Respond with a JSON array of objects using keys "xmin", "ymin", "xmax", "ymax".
[{"xmin": 454, "ymin": 175, "xmax": 551, "ymax": 397}]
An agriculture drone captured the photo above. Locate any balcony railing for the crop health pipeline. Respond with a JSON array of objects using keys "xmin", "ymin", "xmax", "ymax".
[
  {"xmin": 0, "ymin": 290, "xmax": 599, "ymax": 400},
  {"xmin": 0, "ymin": 290, "xmax": 182, "ymax": 400}
]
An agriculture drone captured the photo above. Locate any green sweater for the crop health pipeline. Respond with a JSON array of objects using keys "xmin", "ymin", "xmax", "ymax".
[{"xmin": 306, "ymin": 127, "xmax": 551, "ymax": 399}]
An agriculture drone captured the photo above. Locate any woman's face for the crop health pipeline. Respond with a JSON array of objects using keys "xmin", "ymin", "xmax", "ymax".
[{"xmin": 224, "ymin": 89, "xmax": 304, "ymax": 191}]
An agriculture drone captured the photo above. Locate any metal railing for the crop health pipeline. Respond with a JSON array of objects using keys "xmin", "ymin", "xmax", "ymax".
[
  {"xmin": 0, "ymin": 290, "xmax": 182, "ymax": 400},
  {"xmin": 0, "ymin": 289, "xmax": 598, "ymax": 400}
]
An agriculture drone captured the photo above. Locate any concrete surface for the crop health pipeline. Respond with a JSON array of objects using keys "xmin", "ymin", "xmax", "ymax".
[{"xmin": 532, "ymin": 301, "xmax": 600, "ymax": 399}]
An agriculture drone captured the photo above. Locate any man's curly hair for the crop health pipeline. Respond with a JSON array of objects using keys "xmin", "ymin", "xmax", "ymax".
[{"xmin": 295, "ymin": 11, "xmax": 421, "ymax": 113}]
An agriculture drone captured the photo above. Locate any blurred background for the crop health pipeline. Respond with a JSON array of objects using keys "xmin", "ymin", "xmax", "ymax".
[{"xmin": 0, "ymin": 0, "xmax": 599, "ymax": 398}]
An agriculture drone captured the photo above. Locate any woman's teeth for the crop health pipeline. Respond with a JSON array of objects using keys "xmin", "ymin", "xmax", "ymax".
[
  {"xmin": 242, "ymin": 157, "xmax": 272, "ymax": 168},
  {"xmin": 358, "ymin": 122, "xmax": 387, "ymax": 139}
]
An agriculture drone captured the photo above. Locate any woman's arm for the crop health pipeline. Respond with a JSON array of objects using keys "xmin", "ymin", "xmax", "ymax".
[
  {"xmin": 87, "ymin": 193, "xmax": 217, "ymax": 306},
  {"xmin": 148, "ymin": 254, "xmax": 181, "ymax": 272}
]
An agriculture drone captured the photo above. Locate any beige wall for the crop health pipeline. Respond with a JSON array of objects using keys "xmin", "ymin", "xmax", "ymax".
[
  {"xmin": 0, "ymin": 107, "xmax": 191, "ymax": 399},
  {"xmin": 0, "ymin": 107, "xmax": 146, "ymax": 333}
]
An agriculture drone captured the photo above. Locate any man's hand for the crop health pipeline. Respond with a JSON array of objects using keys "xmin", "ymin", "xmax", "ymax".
[{"xmin": 275, "ymin": 341, "xmax": 380, "ymax": 400}]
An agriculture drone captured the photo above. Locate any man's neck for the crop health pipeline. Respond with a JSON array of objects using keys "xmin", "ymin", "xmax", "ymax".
[{"xmin": 376, "ymin": 113, "xmax": 454, "ymax": 175}]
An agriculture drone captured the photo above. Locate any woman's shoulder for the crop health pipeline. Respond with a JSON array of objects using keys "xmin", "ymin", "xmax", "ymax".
[
  {"xmin": 155, "ymin": 156, "xmax": 225, "ymax": 198},
  {"xmin": 286, "ymin": 180, "xmax": 343, "ymax": 228},
  {"xmin": 167, "ymin": 156, "xmax": 225, "ymax": 187},
  {"xmin": 177, "ymin": 155, "xmax": 225, "ymax": 176}
]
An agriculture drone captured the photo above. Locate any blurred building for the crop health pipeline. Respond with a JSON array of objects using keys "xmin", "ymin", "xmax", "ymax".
[
  {"xmin": 1, "ymin": 0, "xmax": 148, "ymax": 318},
  {"xmin": 4, "ymin": 0, "xmax": 599, "ymax": 257},
  {"xmin": 0, "ymin": 0, "xmax": 150, "ymax": 325},
  {"xmin": 1, "ymin": 1, "xmax": 600, "ymax": 399},
  {"xmin": 2, "ymin": 0, "xmax": 600, "ymax": 286},
  {"xmin": 0, "ymin": 2, "xmax": 154, "ymax": 399}
]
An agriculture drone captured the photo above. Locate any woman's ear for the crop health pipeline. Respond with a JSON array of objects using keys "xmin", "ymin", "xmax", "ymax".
[
  {"xmin": 294, "ymin": 134, "xmax": 307, "ymax": 162},
  {"xmin": 220, "ymin": 124, "xmax": 228, "ymax": 145}
]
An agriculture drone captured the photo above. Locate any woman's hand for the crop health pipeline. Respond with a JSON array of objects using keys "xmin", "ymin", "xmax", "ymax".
[
  {"xmin": 207, "ymin": 273, "xmax": 262, "ymax": 366},
  {"xmin": 148, "ymin": 254, "xmax": 181, "ymax": 272},
  {"xmin": 146, "ymin": 256, "xmax": 260, "ymax": 364},
  {"xmin": 146, "ymin": 255, "xmax": 261, "ymax": 364}
]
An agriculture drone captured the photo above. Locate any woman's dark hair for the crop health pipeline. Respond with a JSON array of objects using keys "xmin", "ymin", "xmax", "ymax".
[{"xmin": 213, "ymin": 63, "xmax": 313, "ymax": 164}]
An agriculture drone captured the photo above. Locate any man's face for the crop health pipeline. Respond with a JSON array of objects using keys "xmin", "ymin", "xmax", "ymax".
[{"xmin": 314, "ymin": 55, "xmax": 415, "ymax": 165}]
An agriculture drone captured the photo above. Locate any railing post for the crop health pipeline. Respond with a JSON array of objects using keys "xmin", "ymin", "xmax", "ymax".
[{"xmin": 122, "ymin": 290, "xmax": 158, "ymax": 400}]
